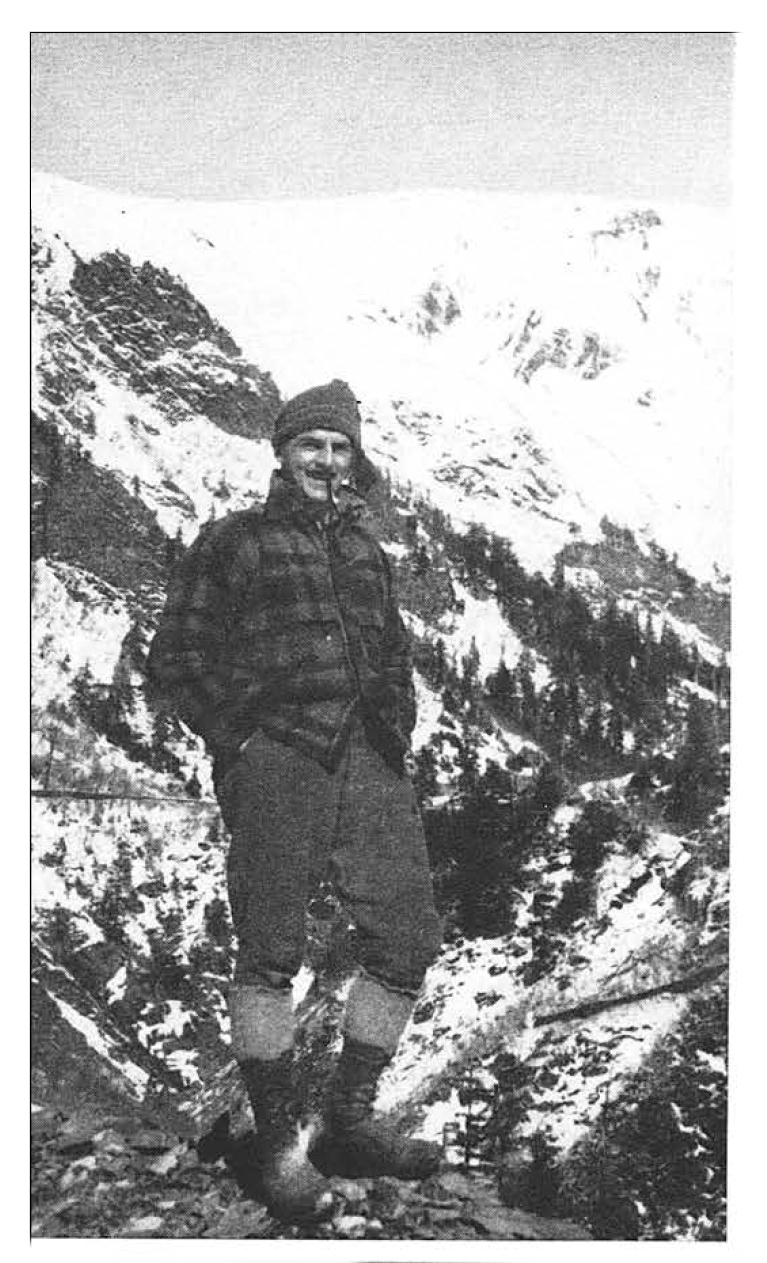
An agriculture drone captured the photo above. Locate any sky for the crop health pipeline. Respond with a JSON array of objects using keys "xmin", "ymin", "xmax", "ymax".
[{"xmin": 30, "ymin": 31, "xmax": 733, "ymax": 206}]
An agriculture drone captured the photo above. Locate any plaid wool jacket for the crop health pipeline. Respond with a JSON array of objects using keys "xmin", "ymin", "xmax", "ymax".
[{"xmin": 146, "ymin": 472, "xmax": 416, "ymax": 774}]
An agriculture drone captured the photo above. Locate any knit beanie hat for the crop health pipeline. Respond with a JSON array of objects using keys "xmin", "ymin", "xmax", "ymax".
[{"xmin": 271, "ymin": 379, "xmax": 363, "ymax": 453}]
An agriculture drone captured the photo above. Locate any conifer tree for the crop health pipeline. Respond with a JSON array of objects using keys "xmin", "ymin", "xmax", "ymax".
[
  {"xmin": 659, "ymin": 621, "xmax": 684, "ymax": 684},
  {"xmin": 607, "ymin": 707, "xmax": 625, "ymax": 756},
  {"xmin": 462, "ymin": 522, "xmax": 489, "ymax": 576},
  {"xmin": 71, "ymin": 662, "xmax": 96, "ymax": 718},
  {"xmin": 639, "ymin": 612, "xmax": 657, "ymax": 685},
  {"xmin": 100, "ymin": 656, "xmax": 134, "ymax": 744},
  {"xmin": 517, "ymin": 649, "xmax": 538, "ymax": 736},
  {"xmin": 543, "ymin": 680, "xmax": 569, "ymax": 760},
  {"xmin": 567, "ymin": 675, "xmax": 582, "ymax": 738},
  {"xmin": 714, "ymin": 650, "xmax": 729, "ymax": 712},
  {"xmin": 432, "ymin": 637, "xmax": 448, "ymax": 690},
  {"xmin": 454, "ymin": 756, "xmax": 517, "ymax": 936},
  {"xmin": 186, "ymin": 768, "xmax": 202, "ymax": 799},
  {"xmin": 456, "ymin": 717, "xmax": 481, "ymax": 802},
  {"xmin": 488, "ymin": 656, "xmax": 515, "ymax": 719},
  {"xmin": 413, "ymin": 542, "xmax": 430, "ymax": 576},
  {"xmin": 506, "ymin": 666, "xmax": 523, "ymax": 724},
  {"xmin": 667, "ymin": 696, "xmax": 723, "ymax": 825},
  {"xmin": 584, "ymin": 702, "xmax": 604, "ymax": 755},
  {"xmin": 460, "ymin": 636, "xmax": 483, "ymax": 720},
  {"xmin": 164, "ymin": 525, "xmax": 185, "ymax": 570}
]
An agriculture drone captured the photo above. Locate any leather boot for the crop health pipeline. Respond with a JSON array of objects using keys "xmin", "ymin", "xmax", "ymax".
[
  {"xmin": 313, "ymin": 1036, "xmax": 442, "ymax": 1180},
  {"xmin": 239, "ymin": 1051, "xmax": 334, "ymax": 1223}
]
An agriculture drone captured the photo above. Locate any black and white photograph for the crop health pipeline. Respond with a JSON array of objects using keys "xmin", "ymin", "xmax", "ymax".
[{"xmin": 30, "ymin": 26, "xmax": 738, "ymax": 1248}]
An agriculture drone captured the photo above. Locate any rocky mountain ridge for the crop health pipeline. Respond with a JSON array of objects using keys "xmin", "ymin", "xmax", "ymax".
[{"xmin": 32, "ymin": 171, "xmax": 731, "ymax": 580}]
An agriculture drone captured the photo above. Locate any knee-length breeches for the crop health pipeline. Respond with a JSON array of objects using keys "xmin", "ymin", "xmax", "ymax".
[{"xmin": 219, "ymin": 725, "xmax": 443, "ymax": 993}]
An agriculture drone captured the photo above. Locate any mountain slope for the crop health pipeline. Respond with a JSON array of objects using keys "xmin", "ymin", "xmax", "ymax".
[{"xmin": 32, "ymin": 171, "xmax": 731, "ymax": 581}]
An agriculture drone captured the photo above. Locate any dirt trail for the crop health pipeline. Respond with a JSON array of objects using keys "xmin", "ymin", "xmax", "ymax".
[{"xmin": 31, "ymin": 1101, "xmax": 591, "ymax": 1240}]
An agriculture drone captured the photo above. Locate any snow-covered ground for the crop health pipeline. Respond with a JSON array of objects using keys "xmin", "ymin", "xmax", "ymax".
[
  {"xmin": 32, "ymin": 560, "xmax": 133, "ymax": 708},
  {"xmin": 48, "ymin": 987, "xmax": 151, "ymax": 1098},
  {"xmin": 378, "ymin": 822, "xmax": 709, "ymax": 1162}
]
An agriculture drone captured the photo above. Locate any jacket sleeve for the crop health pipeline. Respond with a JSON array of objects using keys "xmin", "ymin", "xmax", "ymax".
[
  {"xmin": 380, "ymin": 553, "xmax": 417, "ymax": 742},
  {"xmin": 146, "ymin": 523, "xmax": 234, "ymax": 741}
]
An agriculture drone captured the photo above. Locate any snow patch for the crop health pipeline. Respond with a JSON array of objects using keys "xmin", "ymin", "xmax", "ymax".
[{"xmin": 49, "ymin": 993, "xmax": 149, "ymax": 1097}]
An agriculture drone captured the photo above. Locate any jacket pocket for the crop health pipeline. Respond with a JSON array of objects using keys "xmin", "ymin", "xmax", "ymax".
[{"xmin": 235, "ymin": 608, "xmax": 338, "ymax": 675}]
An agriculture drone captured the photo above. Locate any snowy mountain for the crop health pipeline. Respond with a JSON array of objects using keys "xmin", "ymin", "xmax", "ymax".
[
  {"xmin": 31, "ymin": 173, "xmax": 729, "ymax": 1241},
  {"xmin": 32, "ymin": 171, "xmax": 731, "ymax": 581}
]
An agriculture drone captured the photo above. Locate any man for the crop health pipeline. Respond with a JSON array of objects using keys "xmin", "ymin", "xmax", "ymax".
[{"xmin": 147, "ymin": 379, "xmax": 443, "ymax": 1221}]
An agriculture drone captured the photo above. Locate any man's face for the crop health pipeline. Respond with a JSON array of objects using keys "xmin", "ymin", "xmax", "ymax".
[{"xmin": 281, "ymin": 429, "xmax": 355, "ymax": 502}]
